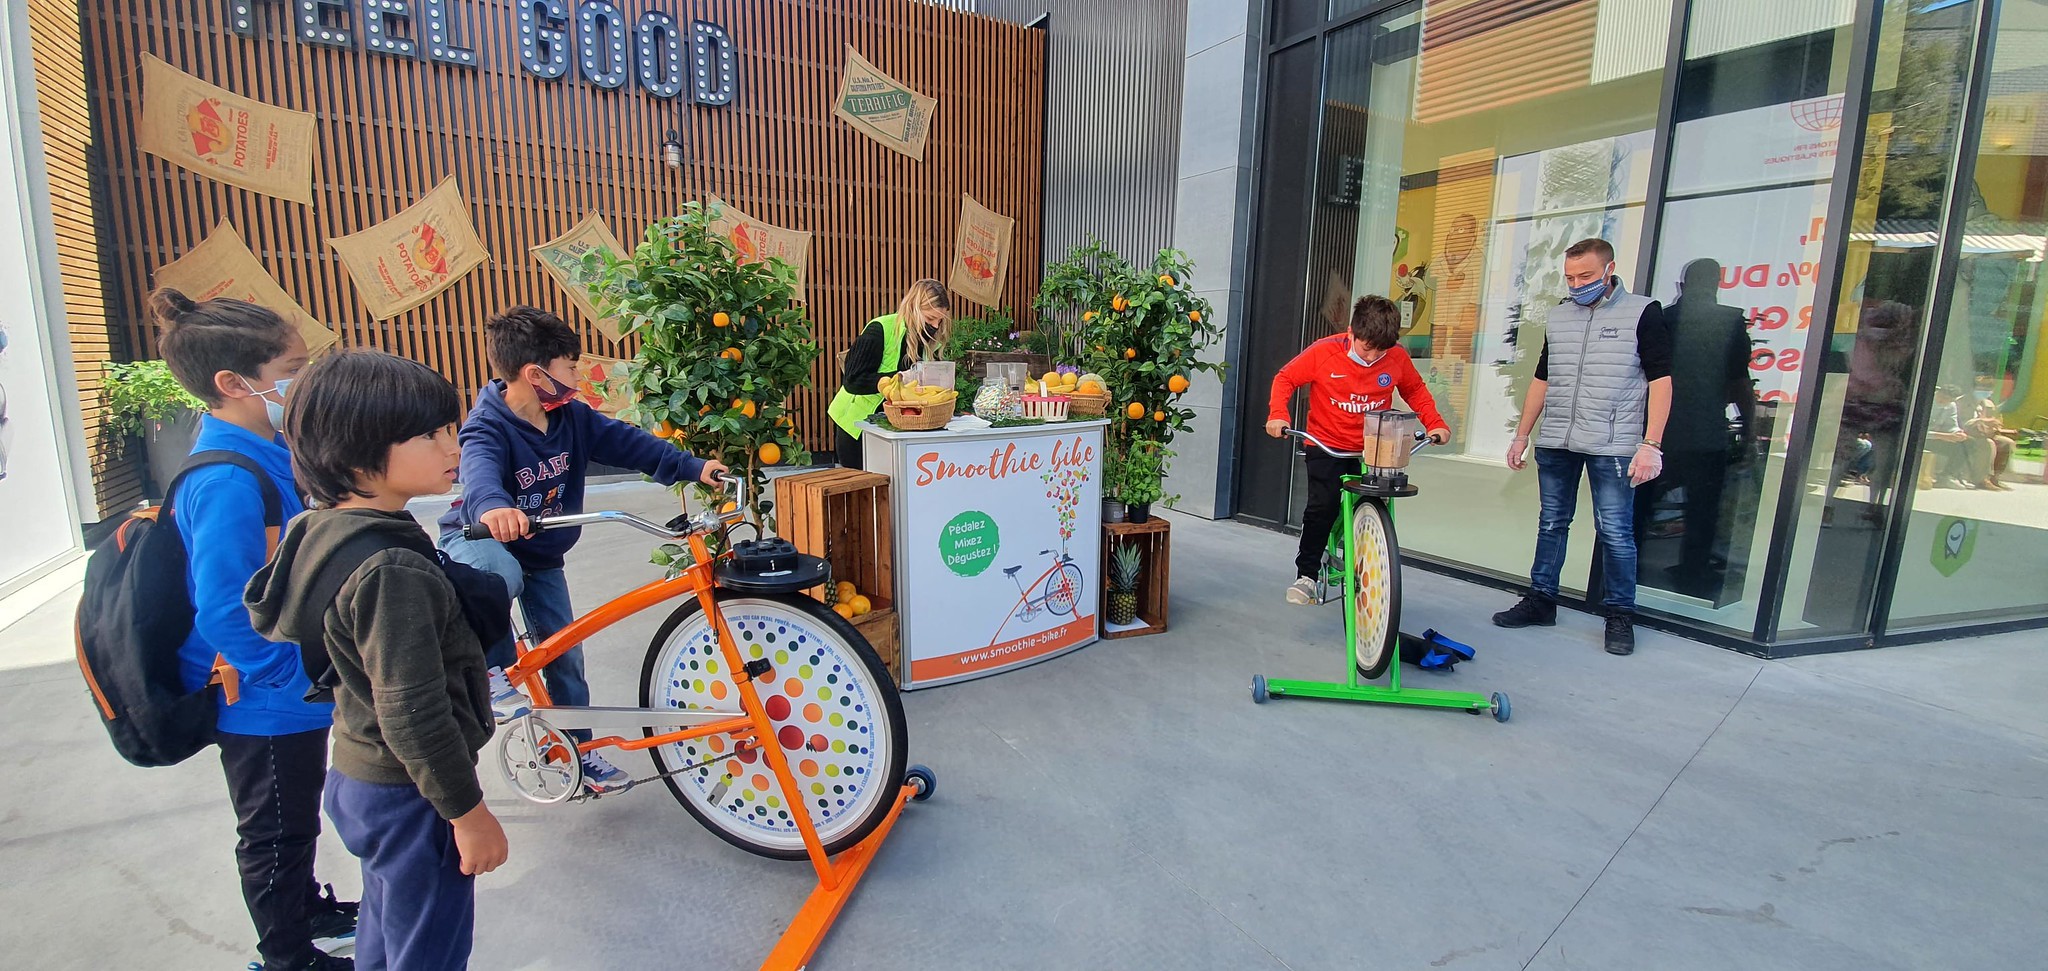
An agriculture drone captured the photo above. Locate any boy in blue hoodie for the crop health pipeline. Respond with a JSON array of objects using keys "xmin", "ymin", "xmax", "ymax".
[
  {"xmin": 152, "ymin": 288, "xmax": 355, "ymax": 971},
  {"xmin": 437, "ymin": 306, "xmax": 724, "ymax": 793}
]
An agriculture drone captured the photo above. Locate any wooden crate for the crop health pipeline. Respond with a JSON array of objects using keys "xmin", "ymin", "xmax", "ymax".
[
  {"xmin": 776, "ymin": 468, "xmax": 901, "ymax": 681},
  {"xmin": 1101, "ymin": 519, "xmax": 1170, "ymax": 639}
]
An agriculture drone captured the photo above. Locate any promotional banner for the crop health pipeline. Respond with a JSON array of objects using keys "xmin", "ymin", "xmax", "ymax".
[
  {"xmin": 899, "ymin": 428, "xmax": 1102, "ymax": 687},
  {"xmin": 1654, "ymin": 186, "xmax": 1831, "ymax": 402},
  {"xmin": 1667, "ymin": 95, "xmax": 1842, "ymax": 198},
  {"xmin": 328, "ymin": 177, "xmax": 490, "ymax": 320},
  {"xmin": 572, "ymin": 355, "xmax": 635, "ymax": 416},
  {"xmin": 706, "ymin": 196, "xmax": 812, "ymax": 302},
  {"xmin": 138, "ymin": 54, "xmax": 317, "ymax": 204},
  {"xmin": 947, "ymin": 194, "xmax": 1013, "ymax": 308},
  {"xmin": 531, "ymin": 213, "xmax": 628, "ymax": 341},
  {"xmin": 832, "ymin": 47, "xmax": 936, "ymax": 161},
  {"xmin": 154, "ymin": 222, "xmax": 338, "ymax": 353}
]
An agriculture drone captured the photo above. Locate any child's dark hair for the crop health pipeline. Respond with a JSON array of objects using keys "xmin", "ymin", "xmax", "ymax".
[
  {"xmin": 1349, "ymin": 295, "xmax": 1403, "ymax": 351},
  {"xmin": 485, "ymin": 305, "xmax": 581, "ymax": 380},
  {"xmin": 286, "ymin": 351, "xmax": 462, "ymax": 506},
  {"xmin": 149, "ymin": 288, "xmax": 295, "ymax": 407}
]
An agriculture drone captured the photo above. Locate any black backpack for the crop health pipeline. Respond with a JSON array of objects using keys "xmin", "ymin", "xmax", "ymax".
[
  {"xmin": 296, "ymin": 529, "xmax": 513, "ymax": 704},
  {"xmin": 75, "ymin": 451, "xmax": 286, "ymax": 767}
]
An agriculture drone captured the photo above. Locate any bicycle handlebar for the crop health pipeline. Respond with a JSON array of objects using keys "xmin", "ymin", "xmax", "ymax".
[
  {"xmin": 461, "ymin": 473, "xmax": 744, "ymax": 542},
  {"xmin": 1281, "ymin": 426, "xmax": 1431, "ymax": 459}
]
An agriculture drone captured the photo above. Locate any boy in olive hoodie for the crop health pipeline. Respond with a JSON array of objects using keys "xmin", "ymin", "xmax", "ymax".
[{"xmin": 246, "ymin": 351, "xmax": 503, "ymax": 971}]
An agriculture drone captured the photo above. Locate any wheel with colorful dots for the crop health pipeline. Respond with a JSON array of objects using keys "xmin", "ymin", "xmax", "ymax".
[
  {"xmin": 640, "ymin": 592, "xmax": 907, "ymax": 860},
  {"xmin": 1348, "ymin": 497, "xmax": 1401, "ymax": 680}
]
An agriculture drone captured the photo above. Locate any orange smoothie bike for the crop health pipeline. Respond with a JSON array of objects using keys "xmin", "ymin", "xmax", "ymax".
[{"xmin": 464, "ymin": 477, "xmax": 932, "ymax": 970}]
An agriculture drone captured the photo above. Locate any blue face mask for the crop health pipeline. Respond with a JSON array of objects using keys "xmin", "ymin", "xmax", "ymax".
[{"xmin": 1568, "ymin": 267, "xmax": 1614, "ymax": 306}]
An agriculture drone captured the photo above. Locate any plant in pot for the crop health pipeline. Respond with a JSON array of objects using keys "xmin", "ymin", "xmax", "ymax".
[
  {"xmin": 582, "ymin": 202, "xmax": 818, "ymax": 568},
  {"xmin": 1108, "ymin": 541, "xmax": 1142, "ymax": 627},
  {"xmin": 1101, "ymin": 449, "xmax": 1127, "ymax": 523},
  {"xmin": 1035, "ymin": 237, "xmax": 1222, "ymax": 512},
  {"xmin": 1118, "ymin": 440, "xmax": 1173, "ymax": 523},
  {"xmin": 104, "ymin": 360, "xmax": 206, "ymax": 499}
]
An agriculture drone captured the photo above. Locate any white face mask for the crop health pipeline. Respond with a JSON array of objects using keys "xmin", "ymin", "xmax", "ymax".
[{"xmin": 242, "ymin": 376, "xmax": 292, "ymax": 431}]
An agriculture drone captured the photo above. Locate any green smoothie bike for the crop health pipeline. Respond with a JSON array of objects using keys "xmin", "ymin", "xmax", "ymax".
[{"xmin": 1252, "ymin": 426, "xmax": 1509, "ymax": 722}]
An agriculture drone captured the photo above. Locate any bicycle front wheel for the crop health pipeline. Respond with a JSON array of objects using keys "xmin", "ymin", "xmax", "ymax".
[
  {"xmin": 1349, "ymin": 496, "xmax": 1402, "ymax": 679},
  {"xmin": 640, "ymin": 592, "xmax": 908, "ymax": 860},
  {"xmin": 1045, "ymin": 562, "xmax": 1085, "ymax": 616}
]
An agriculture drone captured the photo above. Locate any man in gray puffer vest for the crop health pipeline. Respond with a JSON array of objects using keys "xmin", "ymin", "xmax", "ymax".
[{"xmin": 1493, "ymin": 238, "xmax": 1673, "ymax": 655}]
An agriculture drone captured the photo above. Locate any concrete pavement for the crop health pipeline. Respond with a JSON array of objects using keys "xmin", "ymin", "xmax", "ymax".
[{"xmin": 3, "ymin": 480, "xmax": 2042, "ymax": 970}]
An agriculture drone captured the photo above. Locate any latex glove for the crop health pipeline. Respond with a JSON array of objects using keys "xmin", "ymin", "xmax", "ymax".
[
  {"xmin": 1265, "ymin": 419, "xmax": 1288, "ymax": 439},
  {"xmin": 1506, "ymin": 435, "xmax": 1529, "ymax": 471},
  {"xmin": 1629, "ymin": 444, "xmax": 1664, "ymax": 486}
]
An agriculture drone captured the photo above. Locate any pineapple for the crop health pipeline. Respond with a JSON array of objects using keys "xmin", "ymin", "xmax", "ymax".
[{"xmin": 1109, "ymin": 543, "xmax": 1142, "ymax": 626}]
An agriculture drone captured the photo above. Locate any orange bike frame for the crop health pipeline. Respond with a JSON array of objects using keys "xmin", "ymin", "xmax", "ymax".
[{"xmin": 498, "ymin": 532, "xmax": 843, "ymax": 884}]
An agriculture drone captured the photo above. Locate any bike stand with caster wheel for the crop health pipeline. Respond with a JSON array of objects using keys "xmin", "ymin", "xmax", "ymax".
[{"xmin": 762, "ymin": 764, "xmax": 937, "ymax": 970}]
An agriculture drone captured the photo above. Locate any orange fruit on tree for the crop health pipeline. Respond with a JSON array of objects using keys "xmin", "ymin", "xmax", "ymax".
[
  {"xmin": 653, "ymin": 420, "xmax": 677, "ymax": 438},
  {"xmin": 1112, "ymin": 294, "xmax": 1129, "ymax": 312},
  {"xmin": 1082, "ymin": 310, "xmax": 1098, "ymax": 322},
  {"xmin": 758, "ymin": 442, "xmax": 783, "ymax": 465},
  {"xmin": 713, "ymin": 311, "xmax": 732, "ymax": 328},
  {"xmin": 721, "ymin": 347, "xmax": 743, "ymax": 362},
  {"xmin": 1126, "ymin": 401, "xmax": 1146, "ymax": 420},
  {"xmin": 1167, "ymin": 374, "xmax": 1190, "ymax": 394},
  {"xmin": 1158, "ymin": 274, "xmax": 1175, "ymax": 286},
  {"xmin": 734, "ymin": 399, "xmax": 758, "ymax": 418},
  {"xmin": 1189, "ymin": 310, "xmax": 1202, "ymax": 323},
  {"xmin": 719, "ymin": 500, "xmax": 738, "ymax": 513},
  {"xmin": 1152, "ymin": 410, "xmax": 1166, "ymax": 422},
  {"xmin": 699, "ymin": 405, "xmax": 713, "ymax": 415},
  {"xmin": 1124, "ymin": 347, "xmax": 1138, "ymax": 360}
]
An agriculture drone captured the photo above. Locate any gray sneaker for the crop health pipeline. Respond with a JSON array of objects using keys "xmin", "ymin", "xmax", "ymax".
[
  {"xmin": 488, "ymin": 668, "xmax": 531, "ymax": 724},
  {"xmin": 1285, "ymin": 577, "xmax": 1318, "ymax": 605}
]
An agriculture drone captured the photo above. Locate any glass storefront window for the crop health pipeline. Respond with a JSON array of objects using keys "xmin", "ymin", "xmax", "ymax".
[
  {"xmin": 1300, "ymin": 0, "xmax": 1666, "ymax": 590},
  {"xmin": 1633, "ymin": 0, "xmax": 1854, "ymax": 633},
  {"xmin": 1782, "ymin": 0, "xmax": 1979, "ymax": 638},
  {"xmin": 1887, "ymin": 0, "xmax": 2048, "ymax": 630}
]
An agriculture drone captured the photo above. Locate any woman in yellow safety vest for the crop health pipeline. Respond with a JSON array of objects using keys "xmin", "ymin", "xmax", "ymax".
[{"xmin": 827, "ymin": 279, "xmax": 953, "ymax": 469}]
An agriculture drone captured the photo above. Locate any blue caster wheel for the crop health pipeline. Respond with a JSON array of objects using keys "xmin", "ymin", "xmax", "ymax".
[
  {"xmin": 1251, "ymin": 674, "xmax": 1269, "ymax": 704},
  {"xmin": 1491, "ymin": 691, "xmax": 1511, "ymax": 723},
  {"xmin": 906, "ymin": 764, "xmax": 936, "ymax": 801}
]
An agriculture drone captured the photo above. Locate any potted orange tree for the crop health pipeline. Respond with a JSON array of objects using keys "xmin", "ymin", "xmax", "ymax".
[
  {"xmin": 582, "ymin": 202, "xmax": 817, "ymax": 551},
  {"xmin": 1035, "ymin": 238, "xmax": 1222, "ymax": 519}
]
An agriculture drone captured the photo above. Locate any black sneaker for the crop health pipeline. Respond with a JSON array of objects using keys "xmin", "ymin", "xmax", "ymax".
[
  {"xmin": 1491, "ymin": 595, "xmax": 1556, "ymax": 628},
  {"xmin": 249, "ymin": 955, "xmax": 352, "ymax": 971},
  {"xmin": 1604, "ymin": 615, "xmax": 1635, "ymax": 655},
  {"xmin": 307, "ymin": 884, "xmax": 359, "ymax": 944}
]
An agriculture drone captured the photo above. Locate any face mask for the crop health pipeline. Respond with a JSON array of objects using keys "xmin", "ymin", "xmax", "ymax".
[
  {"xmin": 242, "ymin": 377, "xmax": 292, "ymax": 431},
  {"xmin": 1348, "ymin": 346, "xmax": 1383, "ymax": 368},
  {"xmin": 534, "ymin": 370, "xmax": 579, "ymax": 411},
  {"xmin": 1568, "ymin": 266, "xmax": 1614, "ymax": 306}
]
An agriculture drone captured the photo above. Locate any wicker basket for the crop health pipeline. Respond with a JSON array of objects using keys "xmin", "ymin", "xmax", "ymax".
[
  {"xmin": 1021, "ymin": 394, "xmax": 1071, "ymax": 421},
  {"xmin": 882, "ymin": 399, "xmax": 955, "ymax": 430},
  {"xmin": 1067, "ymin": 390, "xmax": 1111, "ymax": 417}
]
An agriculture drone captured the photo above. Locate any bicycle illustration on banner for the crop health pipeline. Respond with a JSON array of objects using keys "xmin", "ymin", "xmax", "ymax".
[{"xmin": 988, "ymin": 464, "xmax": 1093, "ymax": 644}]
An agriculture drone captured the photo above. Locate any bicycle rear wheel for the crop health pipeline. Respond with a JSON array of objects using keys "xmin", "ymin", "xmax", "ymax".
[
  {"xmin": 1348, "ymin": 496, "xmax": 1401, "ymax": 679},
  {"xmin": 640, "ymin": 591, "xmax": 908, "ymax": 860}
]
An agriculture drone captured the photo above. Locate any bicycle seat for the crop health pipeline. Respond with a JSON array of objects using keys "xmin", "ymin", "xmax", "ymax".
[{"xmin": 1003, "ymin": 565, "xmax": 1023, "ymax": 578}]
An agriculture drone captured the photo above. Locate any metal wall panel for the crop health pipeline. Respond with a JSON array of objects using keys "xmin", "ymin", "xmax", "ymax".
[{"xmin": 973, "ymin": 1, "xmax": 1188, "ymax": 286}]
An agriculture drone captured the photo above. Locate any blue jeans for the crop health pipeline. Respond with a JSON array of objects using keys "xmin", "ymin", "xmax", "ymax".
[
  {"xmin": 1531, "ymin": 447, "xmax": 1639, "ymax": 613},
  {"xmin": 438, "ymin": 532, "xmax": 588, "ymax": 712},
  {"xmin": 325, "ymin": 770, "xmax": 473, "ymax": 971}
]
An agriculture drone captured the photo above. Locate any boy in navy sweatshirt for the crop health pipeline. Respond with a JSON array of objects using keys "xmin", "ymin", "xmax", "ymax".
[
  {"xmin": 153, "ymin": 288, "xmax": 355, "ymax": 971},
  {"xmin": 437, "ymin": 306, "xmax": 725, "ymax": 792}
]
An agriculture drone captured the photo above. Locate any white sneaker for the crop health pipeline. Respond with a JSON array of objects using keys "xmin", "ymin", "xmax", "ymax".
[
  {"xmin": 488, "ymin": 668, "xmax": 531, "ymax": 724},
  {"xmin": 580, "ymin": 752, "xmax": 632, "ymax": 794},
  {"xmin": 1285, "ymin": 577, "xmax": 1318, "ymax": 605}
]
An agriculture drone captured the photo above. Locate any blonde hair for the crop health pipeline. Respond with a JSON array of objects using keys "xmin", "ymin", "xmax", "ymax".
[{"xmin": 895, "ymin": 279, "xmax": 952, "ymax": 362}]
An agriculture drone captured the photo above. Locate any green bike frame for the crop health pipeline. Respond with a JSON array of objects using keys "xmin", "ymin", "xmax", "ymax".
[{"xmin": 1255, "ymin": 474, "xmax": 1507, "ymax": 720}]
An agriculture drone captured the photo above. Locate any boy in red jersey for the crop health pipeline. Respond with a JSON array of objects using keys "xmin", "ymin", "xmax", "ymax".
[{"xmin": 1266, "ymin": 294, "xmax": 1451, "ymax": 604}]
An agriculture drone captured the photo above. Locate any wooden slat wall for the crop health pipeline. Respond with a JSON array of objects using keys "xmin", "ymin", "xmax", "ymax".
[
  {"xmin": 27, "ymin": 0, "xmax": 144, "ymax": 518},
  {"xmin": 70, "ymin": 0, "xmax": 1043, "ymax": 470}
]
